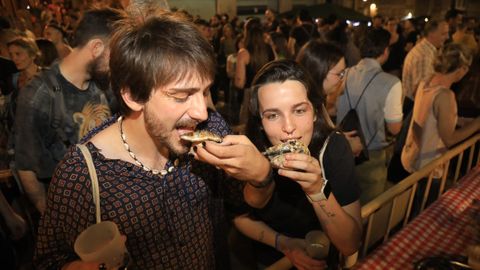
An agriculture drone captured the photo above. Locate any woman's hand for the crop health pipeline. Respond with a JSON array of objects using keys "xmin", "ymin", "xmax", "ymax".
[
  {"xmin": 278, "ymin": 153, "xmax": 324, "ymax": 196},
  {"xmin": 193, "ymin": 135, "xmax": 271, "ymax": 182},
  {"xmin": 278, "ymin": 236, "xmax": 326, "ymax": 270}
]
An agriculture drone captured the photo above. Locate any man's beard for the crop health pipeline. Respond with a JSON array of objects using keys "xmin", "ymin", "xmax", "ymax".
[
  {"xmin": 144, "ymin": 105, "xmax": 199, "ymax": 157},
  {"xmin": 87, "ymin": 57, "xmax": 110, "ymax": 90}
]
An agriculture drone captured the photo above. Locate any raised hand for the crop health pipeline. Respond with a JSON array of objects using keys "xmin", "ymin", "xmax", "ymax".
[
  {"xmin": 193, "ymin": 135, "xmax": 271, "ymax": 182},
  {"xmin": 278, "ymin": 153, "xmax": 325, "ymax": 196}
]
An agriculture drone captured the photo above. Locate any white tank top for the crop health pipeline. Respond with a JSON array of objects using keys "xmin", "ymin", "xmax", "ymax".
[{"xmin": 401, "ymin": 81, "xmax": 455, "ymax": 178}]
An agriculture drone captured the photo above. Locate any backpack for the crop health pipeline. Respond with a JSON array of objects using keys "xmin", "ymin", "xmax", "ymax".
[{"xmin": 339, "ymin": 70, "xmax": 381, "ymax": 165}]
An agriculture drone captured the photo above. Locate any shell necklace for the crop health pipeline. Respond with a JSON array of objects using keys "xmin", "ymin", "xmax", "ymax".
[{"xmin": 118, "ymin": 116, "xmax": 175, "ymax": 176}]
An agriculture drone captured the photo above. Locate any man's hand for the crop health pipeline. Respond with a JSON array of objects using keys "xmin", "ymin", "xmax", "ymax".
[{"xmin": 193, "ymin": 135, "xmax": 271, "ymax": 183}]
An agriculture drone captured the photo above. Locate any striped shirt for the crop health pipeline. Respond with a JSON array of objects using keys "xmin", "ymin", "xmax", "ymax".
[{"xmin": 402, "ymin": 38, "xmax": 437, "ymax": 100}]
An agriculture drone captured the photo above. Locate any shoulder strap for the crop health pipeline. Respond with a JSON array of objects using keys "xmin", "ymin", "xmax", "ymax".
[
  {"xmin": 77, "ymin": 144, "xmax": 101, "ymax": 224},
  {"xmin": 318, "ymin": 133, "xmax": 333, "ymax": 183},
  {"xmin": 344, "ymin": 70, "xmax": 382, "ymax": 110}
]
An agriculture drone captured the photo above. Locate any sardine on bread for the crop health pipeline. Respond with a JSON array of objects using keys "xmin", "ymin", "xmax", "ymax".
[
  {"xmin": 180, "ymin": 130, "xmax": 223, "ymax": 143},
  {"xmin": 262, "ymin": 140, "xmax": 310, "ymax": 168}
]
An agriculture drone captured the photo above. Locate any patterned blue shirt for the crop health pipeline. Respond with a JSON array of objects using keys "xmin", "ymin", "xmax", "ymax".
[{"xmin": 35, "ymin": 111, "xmax": 244, "ymax": 269}]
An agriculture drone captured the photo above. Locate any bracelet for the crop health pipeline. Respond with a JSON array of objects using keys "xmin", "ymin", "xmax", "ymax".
[
  {"xmin": 248, "ymin": 168, "xmax": 273, "ymax": 188},
  {"xmin": 274, "ymin": 233, "xmax": 281, "ymax": 250}
]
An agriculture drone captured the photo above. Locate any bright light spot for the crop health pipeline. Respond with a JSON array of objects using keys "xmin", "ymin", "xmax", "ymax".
[
  {"xmin": 353, "ymin": 22, "xmax": 360, "ymax": 27},
  {"xmin": 424, "ymin": 18, "xmax": 429, "ymax": 22},
  {"xmin": 346, "ymin": 20, "xmax": 351, "ymax": 25},
  {"xmin": 406, "ymin": 12, "xmax": 413, "ymax": 19},
  {"xmin": 27, "ymin": 5, "xmax": 30, "ymax": 9},
  {"xmin": 370, "ymin": 3, "xmax": 377, "ymax": 9},
  {"xmin": 363, "ymin": 0, "xmax": 367, "ymax": 2},
  {"xmin": 368, "ymin": 22, "xmax": 372, "ymax": 27}
]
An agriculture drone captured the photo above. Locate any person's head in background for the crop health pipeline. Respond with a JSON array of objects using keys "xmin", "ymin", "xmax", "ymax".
[
  {"xmin": 246, "ymin": 60, "xmax": 333, "ymax": 157},
  {"xmin": 125, "ymin": 0, "xmax": 170, "ymax": 19},
  {"xmin": 276, "ymin": 20, "xmax": 291, "ymax": 40},
  {"xmin": 433, "ymin": 43, "xmax": 472, "ymax": 84},
  {"xmin": 269, "ymin": 31, "xmax": 291, "ymax": 60},
  {"xmin": 360, "ymin": 28, "xmax": 391, "ymax": 65},
  {"xmin": 7, "ymin": 37, "xmax": 40, "ymax": 71},
  {"xmin": 35, "ymin": 38, "xmax": 58, "ymax": 67},
  {"xmin": 0, "ymin": 29, "xmax": 18, "ymax": 58},
  {"xmin": 297, "ymin": 9, "xmax": 313, "ymax": 25},
  {"xmin": 109, "ymin": 13, "xmax": 215, "ymax": 155},
  {"xmin": 444, "ymin": 9, "xmax": 463, "ymax": 33},
  {"xmin": 210, "ymin": 14, "xmax": 221, "ymax": 27},
  {"xmin": 265, "ymin": 8, "xmax": 276, "ymax": 24},
  {"xmin": 70, "ymin": 7, "xmax": 126, "ymax": 88},
  {"xmin": 385, "ymin": 17, "xmax": 399, "ymax": 33},
  {"xmin": 194, "ymin": 18, "xmax": 212, "ymax": 41},
  {"xmin": 403, "ymin": 18, "xmax": 417, "ymax": 33},
  {"xmin": 221, "ymin": 13, "xmax": 229, "ymax": 25},
  {"xmin": 372, "ymin": 14, "xmax": 384, "ymax": 29},
  {"xmin": 223, "ymin": 23, "xmax": 235, "ymax": 39},
  {"xmin": 43, "ymin": 23, "xmax": 67, "ymax": 45},
  {"xmin": 296, "ymin": 40, "xmax": 345, "ymax": 96},
  {"xmin": 423, "ymin": 20, "xmax": 450, "ymax": 48}
]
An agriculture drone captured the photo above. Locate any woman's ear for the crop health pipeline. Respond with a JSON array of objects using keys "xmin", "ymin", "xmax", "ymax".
[{"xmin": 121, "ymin": 88, "xmax": 143, "ymax": 112}]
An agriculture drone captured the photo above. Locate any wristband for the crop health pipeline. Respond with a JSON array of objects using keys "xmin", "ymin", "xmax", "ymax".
[
  {"xmin": 306, "ymin": 181, "xmax": 331, "ymax": 203},
  {"xmin": 248, "ymin": 168, "xmax": 273, "ymax": 188}
]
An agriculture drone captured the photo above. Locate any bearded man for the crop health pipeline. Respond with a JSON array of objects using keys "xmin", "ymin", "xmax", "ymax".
[
  {"xmin": 34, "ymin": 11, "xmax": 273, "ymax": 269},
  {"xmin": 14, "ymin": 8, "xmax": 125, "ymax": 214}
]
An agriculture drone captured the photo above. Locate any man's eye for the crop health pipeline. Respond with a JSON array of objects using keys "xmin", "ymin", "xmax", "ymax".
[
  {"xmin": 203, "ymin": 89, "xmax": 211, "ymax": 97},
  {"xmin": 165, "ymin": 92, "xmax": 190, "ymax": 103}
]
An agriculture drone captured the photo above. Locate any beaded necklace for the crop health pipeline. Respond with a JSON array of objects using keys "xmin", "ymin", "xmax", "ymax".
[{"xmin": 118, "ymin": 116, "xmax": 175, "ymax": 176}]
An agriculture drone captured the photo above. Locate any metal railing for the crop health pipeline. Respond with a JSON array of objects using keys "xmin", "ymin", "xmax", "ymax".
[{"xmin": 360, "ymin": 133, "xmax": 480, "ymax": 257}]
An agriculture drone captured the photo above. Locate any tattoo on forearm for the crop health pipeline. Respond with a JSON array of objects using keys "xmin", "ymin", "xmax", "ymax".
[
  {"xmin": 320, "ymin": 204, "xmax": 336, "ymax": 218},
  {"xmin": 258, "ymin": 230, "xmax": 265, "ymax": 242}
]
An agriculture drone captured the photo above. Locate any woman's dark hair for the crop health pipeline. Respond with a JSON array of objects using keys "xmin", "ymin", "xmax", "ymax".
[
  {"xmin": 270, "ymin": 31, "xmax": 291, "ymax": 59},
  {"xmin": 296, "ymin": 40, "xmax": 343, "ymax": 96},
  {"xmin": 35, "ymin": 38, "xmax": 58, "ymax": 67},
  {"xmin": 246, "ymin": 59, "xmax": 334, "ymax": 158},
  {"xmin": 245, "ymin": 18, "xmax": 272, "ymax": 73}
]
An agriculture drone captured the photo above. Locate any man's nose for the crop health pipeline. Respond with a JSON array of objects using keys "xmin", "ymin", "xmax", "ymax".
[{"xmin": 188, "ymin": 93, "xmax": 208, "ymax": 122}]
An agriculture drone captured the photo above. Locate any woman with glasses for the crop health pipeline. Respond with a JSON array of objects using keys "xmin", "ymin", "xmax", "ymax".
[
  {"xmin": 297, "ymin": 40, "xmax": 363, "ymax": 157},
  {"xmin": 296, "ymin": 40, "xmax": 346, "ymax": 119}
]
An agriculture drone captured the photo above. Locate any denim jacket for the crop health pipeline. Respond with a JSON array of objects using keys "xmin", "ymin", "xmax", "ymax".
[{"xmin": 14, "ymin": 62, "xmax": 111, "ymax": 180}]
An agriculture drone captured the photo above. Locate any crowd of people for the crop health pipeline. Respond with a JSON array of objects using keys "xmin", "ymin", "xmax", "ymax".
[{"xmin": 0, "ymin": 0, "xmax": 479, "ymax": 269}]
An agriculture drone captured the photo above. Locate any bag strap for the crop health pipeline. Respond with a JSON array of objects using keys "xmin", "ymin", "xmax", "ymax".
[
  {"xmin": 318, "ymin": 133, "xmax": 332, "ymax": 183},
  {"xmin": 344, "ymin": 70, "xmax": 382, "ymax": 110},
  {"xmin": 77, "ymin": 144, "xmax": 101, "ymax": 224}
]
